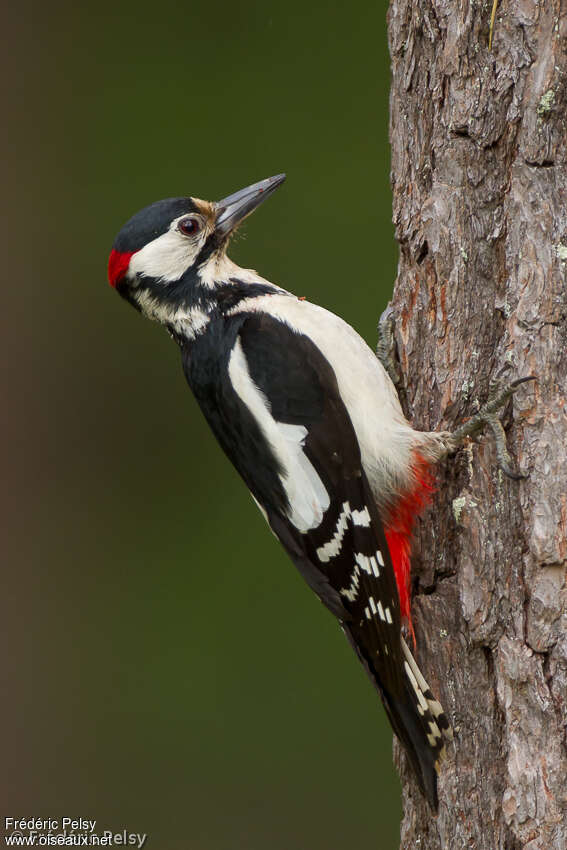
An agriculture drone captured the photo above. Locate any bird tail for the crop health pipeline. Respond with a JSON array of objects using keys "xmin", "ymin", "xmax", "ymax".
[
  {"xmin": 343, "ymin": 625, "xmax": 452, "ymax": 809},
  {"xmin": 392, "ymin": 637, "xmax": 452, "ymax": 808}
]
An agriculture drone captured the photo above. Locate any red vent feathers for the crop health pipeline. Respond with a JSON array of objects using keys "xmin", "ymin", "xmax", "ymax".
[{"xmin": 384, "ymin": 452, "xmax": 435, "ymax": 640}]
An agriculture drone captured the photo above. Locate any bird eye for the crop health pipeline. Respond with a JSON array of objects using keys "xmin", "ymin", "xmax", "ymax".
[{"xmin": 178, "ymin": 217, "xmax": 201, "ymax": 236}]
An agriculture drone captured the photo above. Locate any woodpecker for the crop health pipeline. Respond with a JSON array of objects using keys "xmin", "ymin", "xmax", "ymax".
[{"xmin": 109, "ymin": 174, "xmax": 529, "ymax": 809}]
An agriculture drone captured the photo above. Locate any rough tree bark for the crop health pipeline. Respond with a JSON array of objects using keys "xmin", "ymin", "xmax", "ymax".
[{"xmin": 386, "ymin": 1, "xmax": 567, "ymax": 847}]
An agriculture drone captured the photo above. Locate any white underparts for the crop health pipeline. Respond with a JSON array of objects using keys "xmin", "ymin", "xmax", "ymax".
[{"xmin": 228, "ymin": 338, "xmax": 330, "ymax": 533}]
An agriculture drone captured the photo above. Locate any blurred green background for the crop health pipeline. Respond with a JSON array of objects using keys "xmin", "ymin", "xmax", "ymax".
[{"xmin": 4, "ymin": 0, "xmax": 400, "ymax": 846}]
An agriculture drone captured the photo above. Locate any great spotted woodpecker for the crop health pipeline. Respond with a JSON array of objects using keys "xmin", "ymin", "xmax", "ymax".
[{"xmin": 108, "ymin": 174, "xmax": 529, "ymax": 809}]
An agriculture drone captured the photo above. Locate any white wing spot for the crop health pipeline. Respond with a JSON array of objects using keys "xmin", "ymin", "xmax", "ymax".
[
  {"xmin": 377, "ymin": 600, "xmax": 386, "ymax": 622},
  {"xmin": 339, "ymin": 564, "xmax": 361, "ymax": 602},
  {"xmin": 369, "ymin": 555, "xmax": 380, "ymax": 577},
  {"xmin": 351, "ymin": 506, "xmax": 371, "ymax": 527},
  {"xmin": 385, "ymin": 606, "xmax": 393, "ymax": 624},
  {"xmin": 355, "ymin": 553, "xmax": 372, "ymax": 575},
  {"xmin": 316, "ymin": 502, "xmax": 351, "ymax": 563},
  {"xmin": 377, "ymin": 551, "xmax": 384, "ymax": 567}
]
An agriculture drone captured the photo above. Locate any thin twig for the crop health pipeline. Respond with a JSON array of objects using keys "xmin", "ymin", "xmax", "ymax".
[{"xmin": 489, "ymin": 0, "xmax": 499, "ymax": 49}]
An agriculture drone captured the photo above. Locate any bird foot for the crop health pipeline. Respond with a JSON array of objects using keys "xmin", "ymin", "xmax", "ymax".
[
  {"xmin": 375, "ymin": 309, "xmax": 535, "ymax": 478},
  {"xmin": 436, "ymin": 376, "xmax": 537, "ymax": 479}
]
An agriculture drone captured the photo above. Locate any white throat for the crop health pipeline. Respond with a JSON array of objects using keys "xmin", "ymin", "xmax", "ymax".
[
  {"xmin": 130, "ymin": 255, "xmax": 277, "ymax": 341},
  {"xmin": 196, "ymin": 253, "xmax": 275, "ymax": 290}
]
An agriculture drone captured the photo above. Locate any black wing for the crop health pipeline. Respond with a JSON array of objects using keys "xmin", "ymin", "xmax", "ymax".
[{"xmin": 183, "ymin": 311, "xmax": 447, "ymax": 807}]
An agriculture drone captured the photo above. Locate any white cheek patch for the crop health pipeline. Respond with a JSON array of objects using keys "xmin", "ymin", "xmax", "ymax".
[
  {"xmin": 129, "ymin": 227, "xmax": 203, "ymax": 283},
  {"xmin": 229, "ymin": 338, "xmax": 330, "ymax": 533}
]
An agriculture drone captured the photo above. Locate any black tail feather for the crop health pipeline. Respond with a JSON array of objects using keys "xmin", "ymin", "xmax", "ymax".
[{"xmin": 342, "ymin": 626, "xmax": 451, "ymax": 810}]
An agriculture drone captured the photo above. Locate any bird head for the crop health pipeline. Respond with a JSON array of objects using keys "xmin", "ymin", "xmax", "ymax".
[{"xmin": 108, "ymin": 174, "xmax": 286, "ymax": 322}]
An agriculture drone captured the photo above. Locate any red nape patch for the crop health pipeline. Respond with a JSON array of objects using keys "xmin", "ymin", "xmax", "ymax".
[
  {"xmin": 384, "ymin": 452, "xmax": 435, "ymax": 644},
  {"xmin": 107, "ymin": 249, "xmax": 134, "ymax": 288}
]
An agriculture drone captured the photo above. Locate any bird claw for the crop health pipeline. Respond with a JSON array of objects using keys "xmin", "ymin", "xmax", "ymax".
[
  {"xmin": 375, "ymin": 307, "xmax": 536, "ymax": 480},
  {"xmin": 448, "ymin": 375, "xmax": 537, "ymax": 479}
]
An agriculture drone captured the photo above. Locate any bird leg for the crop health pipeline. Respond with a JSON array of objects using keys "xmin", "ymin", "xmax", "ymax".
[
  {"xmin": 376, "ymin": 308, "xmax": 535, "ymax": 479},
  {"xmin": 440, "ymin": 376, "xmax": 536, "ymax": 479},
  {"xmin": 418, "ymin": 377, "xmax": 537, "ymax": 479}
]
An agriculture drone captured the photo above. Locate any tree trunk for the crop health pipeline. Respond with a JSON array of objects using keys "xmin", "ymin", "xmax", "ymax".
[{"xmin": 386, "ymin": 1, "xmax": 567, "ymax": 847}]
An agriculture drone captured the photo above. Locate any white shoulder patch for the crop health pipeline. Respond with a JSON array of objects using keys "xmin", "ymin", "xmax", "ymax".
[
  {"xmin": 226, "ymin": 294, "xmax": 416, "ymax": 508},
  {"xmin": 228, "ymin": 338, "xmax": 330, "ymax": 533}
]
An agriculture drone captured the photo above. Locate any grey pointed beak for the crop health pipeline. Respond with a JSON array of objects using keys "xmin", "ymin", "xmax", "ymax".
[{"xmin": 215, "ymin": 174, "xmax": 286, "ymax": 237}]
